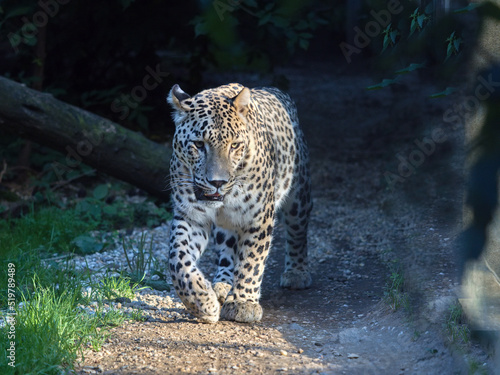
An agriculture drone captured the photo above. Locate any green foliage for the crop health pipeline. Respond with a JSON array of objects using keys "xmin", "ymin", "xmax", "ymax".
[
  {"xmin": 365, "ymin": 1, "xmax": 474, "ymax": 91},
  {"xmin": 0, "ymin": 206, "xmax": 155, "ymax": 374},
  {"xmin": 129, "ymin": 309, "xmax": 147, "ymax": 322},
  {"xmin": 94, "ymin": 275, "xmax": 145, "ymax": 302},
  {"xmin": 0, "ymin": 276, "xmax": 130, "ymax": 374},
  {"xmin": 122, "ymin": 232, "xmax": 170, "ymax": 291},
  {"xmin": 0, "ymin": 0, "xmax": 186, "ymax": 136},
  {"xmin": 0, "ymin": 206, "xmax": 95, "ymax": 258},
  {"xmin": 123, "ymin": 232, "xmax": 154, "ymax": 281},
  {"xmin": 382, "ymin": 23, "xmax": 399, "ymax": 52},
  {"xmin": 429, "ymin": 87, "xmax": 457, "ymax": 98},
  {"xmin": 409, "ymin": 8, "xmax": 429, "ymax": 37},
  {"xmin": 366, "ymin": 77, "xmax": 399, "ymax": 90},
  {"xmin": 445, "ymin": 31, "xmax": 462, "ymax": 62},
  {"xmin": 445, "ymin": 303, "xmax": 470, "ymax": 344},
  {"xmin": 453, "ymin": 3, "xmax": 482, "ymax": 14},
  {"xmin": 74, "ymin": 183, "xmax": 172, "ymax": 231},
  {"xmin": 191, "ymin": 0, "xmax": 328, "ymax": 71},
  {"xmin": 383, "ymin": 261, "xmax": 410, "ymax": 312}
]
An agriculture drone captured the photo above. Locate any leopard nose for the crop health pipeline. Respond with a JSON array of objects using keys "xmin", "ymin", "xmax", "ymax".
[{"xmin": 208, "ymin": 180, "xmax": 227, "ymax": 189}]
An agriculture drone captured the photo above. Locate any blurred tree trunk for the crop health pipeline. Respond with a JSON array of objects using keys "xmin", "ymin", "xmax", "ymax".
[{"xmin": 0, "ymin": 76, "xmax": 172, "ymax": 200}]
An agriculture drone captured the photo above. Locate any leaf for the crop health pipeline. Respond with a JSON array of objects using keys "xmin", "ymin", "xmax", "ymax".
[
  {"xmin": 264, "ymin": 3, "xmax": 274, "ymax": 12},
  {"xmin": 410, "ymin": 19, "xmax": 417, "ymax": 36},
  {"xmin": 446, "ymin": 43, "xmax": 454, "ymax": 59},
  {"xmin": 295, "ymin": 19, "xmax": 309, "ymax": 30},
  {"xmin": 299, "ymin": 38, "xmax": 309, "ymax": 50},
  {"xmin": 382, "ymin": 23, "xmax": 392, "ymax": 36},
  {"xmin": 417, "ymin": 14, "xmax": 426, "ymax": 28},
  {"xmin": 93, "ymin": 184, "xmax": 109, "ymax": 200},
  {"xmin": 390, "ymin": 30, "xmax": 399, "ymax": 44},
  {"xmin": 366, "ymin": 78, "xmax": 398, "ymax": 90},
  {"xmin": 454, "ymin": 3, "xmax": 482, "ymax": 13},
  {"xmin": 103, "ymin": 205, "xmax": 118, "ymax": 215},
  {"xmin": 72, "ymin": 235, "xmax": 104, "ymax": 255},
  {"xmin": 382, "ymin": 35, "xmax": 391, "ymax": 51},
  {"xmin": 453, "ymin": 37, "xmax": 462, "ymax": 52},
  {"xmin": 120, "ymin": 0, "xmax": 136, "ymax": 10},
  {"xmin": 429, "ymin": 87, "xmax": 456, "ymax": 98},
  {"xmin": 194, "ymin": 21, "xmax": 207, "ymax": 37},
  {"xmin": 258, "ymin": 13, "xmax": 272, "ymax": 26},
  {"xmin": 4, "ymin": 6, "xmax": 34, "ymax": 19},
  {"xmin": 395, "ymin": 62, "xmax": 426, "ymax": 74},
  {"xmin": 88, "ymin": 204, "xmax": 102, "ymax": 219},
  {"xmin": 272, "ymin": 16, "xmax": 289, "ymax": 28}
]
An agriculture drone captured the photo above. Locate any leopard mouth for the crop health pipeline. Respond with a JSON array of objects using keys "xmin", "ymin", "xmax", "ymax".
[{"xmin": 194, "ymin": 186, "xmax": 225, "ymax": 202}]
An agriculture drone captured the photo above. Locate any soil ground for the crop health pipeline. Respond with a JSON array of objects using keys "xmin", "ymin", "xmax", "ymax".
[{"xmin": 76, "ymin": 62, "xmax": 497, "ymax": 375}]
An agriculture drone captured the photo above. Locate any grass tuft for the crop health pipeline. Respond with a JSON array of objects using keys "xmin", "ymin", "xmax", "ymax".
[
  {"xmin": 0, "ymin": 205, "xmax": 156, "ymax": 374},
  {"xmin": 383, "ymin": 261, "xmax": 411, "ymax": 313},
  {"xmin": 445, "ymin": 302, "xmax": 470, "ymax": 345}
]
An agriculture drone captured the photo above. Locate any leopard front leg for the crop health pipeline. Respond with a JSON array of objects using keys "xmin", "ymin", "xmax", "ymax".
[
  {"xmin": 220, "ymin": 224, "xmax": 273, "ymax": 323},
  {"xmin": 169, "ymin": 217, "xmax": 219, "ymax": 323},
  {"xmin": 212, "ymin": 228, "xmax": 237, "ymax": 305}
]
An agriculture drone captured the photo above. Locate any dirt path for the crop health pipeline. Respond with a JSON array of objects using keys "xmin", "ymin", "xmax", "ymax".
[{"xmin": 76, "ymin": 64, "xmax": 495, "ymax": 374}]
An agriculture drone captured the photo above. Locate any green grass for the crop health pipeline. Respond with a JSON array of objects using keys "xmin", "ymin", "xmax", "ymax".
[
  {"xmin": 0, "ymin": 206, "xmax": 97, "ymax": 307},
  {"xmin": 0, "ymin": 205, "xmax": 155, "ymax": 374},
  {"xmin": 91, "ymin": 274, "xmax": 146, "ymax": 302},
  {"xmin": 445, "ymin": 303, "xmax": 470, "ymax": 345},
  {"xmin": 383, "ymin": 262, "xmax": 411, "ymax": 313},
  {"xmin": 1, "ymin": 283, "xmax": 96, "ymax": 374}
]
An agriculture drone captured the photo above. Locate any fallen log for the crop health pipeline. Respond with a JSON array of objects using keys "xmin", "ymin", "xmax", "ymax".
[{"xmin": 0, "ymin": 76, "xmax": 172, "ymax": 199}]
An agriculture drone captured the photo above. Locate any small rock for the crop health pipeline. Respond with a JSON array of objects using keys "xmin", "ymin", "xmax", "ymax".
[
  {"xmin": 289, "ymin": 323, "xmax": 304, "ymax": 331},
  {"xmin": 348, "ymin": 353, "xmax": 360, "ymax": 359},
  {"xmin": 280, "ymin": 350, "xmax": 288, "ymax": 356},
  {"xmin": 298, "ymin": 348, "xmax": 304, "ymax": 354}
]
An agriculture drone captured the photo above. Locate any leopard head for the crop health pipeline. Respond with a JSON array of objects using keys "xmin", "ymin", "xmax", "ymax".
[{"xmin": 167, "ymin": 84, "xmax": 252, "ymax": 202}]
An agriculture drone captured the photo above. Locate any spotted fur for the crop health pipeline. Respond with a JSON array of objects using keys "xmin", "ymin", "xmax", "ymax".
[{"xmin": 167, "ymin": 83, "xmax": 312, "ymax": 323}]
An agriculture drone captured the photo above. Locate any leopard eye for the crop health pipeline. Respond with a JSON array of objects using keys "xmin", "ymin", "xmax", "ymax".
[
  {"xmin": 193, "ymin": 140, "xmax": 205, "ymax": 149},
  {"xmin": 231, "ymin": 142, "xmax": 242, "ymax": 150}
]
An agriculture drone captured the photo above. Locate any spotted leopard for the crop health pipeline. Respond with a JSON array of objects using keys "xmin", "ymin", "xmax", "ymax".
[{"xmin": 167, "ymin": 83, "xmax": 312, "ymax": 323}]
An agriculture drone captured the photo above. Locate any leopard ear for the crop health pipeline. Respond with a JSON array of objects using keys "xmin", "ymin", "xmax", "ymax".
[
  {"xmin": 231, "ymin": 87, "xmax": 251, "ymax": 119},
  {"xmin": 167, "ymin": 84, "xmax": 191, "ymax": 113}
]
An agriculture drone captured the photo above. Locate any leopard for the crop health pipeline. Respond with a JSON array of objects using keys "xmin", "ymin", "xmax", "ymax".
[{"xmin": 166, "ymin": 83, "xmax": 312, "ymax": 323}]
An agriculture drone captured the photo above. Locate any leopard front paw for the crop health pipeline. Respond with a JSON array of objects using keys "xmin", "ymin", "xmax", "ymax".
[
  {"xmin": 280, "ymin": 269, "xmax": 312, "ymax": 290},
  {"xmin": 220, "ymin": 300, "xmax": 263, "ymax": 323},
  {"xmin": 181, "ymin": 287, "xmax": 220, "ymax": 323},
  {"xmin": 213, "ymin": 282, "xmax": 232, "ymax": 305}
]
